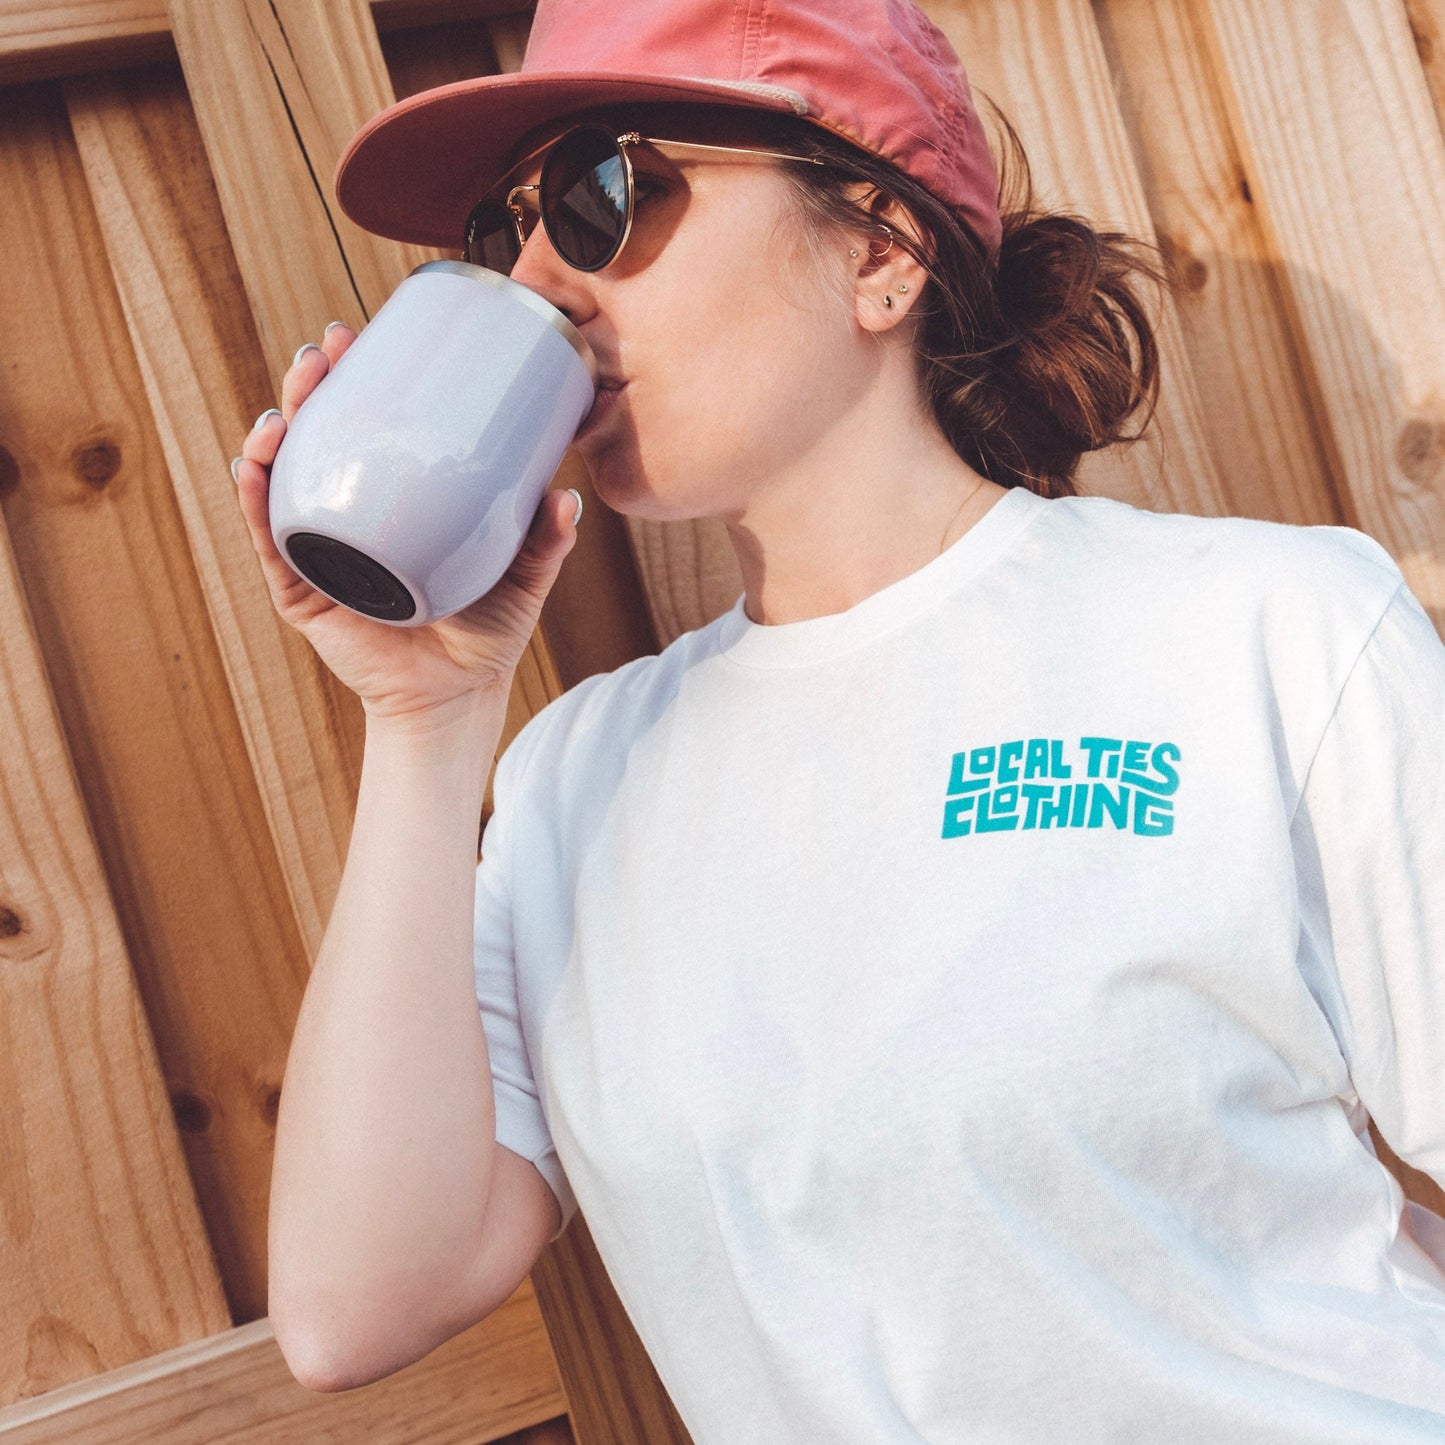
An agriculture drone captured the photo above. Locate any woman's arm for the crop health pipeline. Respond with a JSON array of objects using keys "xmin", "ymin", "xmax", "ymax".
[{"xmin": 266, "ymin": 692, "xmax": 554, "ymax": 1390}]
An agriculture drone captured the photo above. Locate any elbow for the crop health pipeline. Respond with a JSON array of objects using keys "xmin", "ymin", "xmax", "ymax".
[{"xmin": 270, "ymin": 1298, "xmax": 370, "ymax": 1394}]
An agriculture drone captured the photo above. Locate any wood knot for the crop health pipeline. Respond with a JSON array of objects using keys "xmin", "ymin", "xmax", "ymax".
[
  {"xmin": 170, "ymin": 1089, "xmax": 213, "ymax": 1133},
  {"xmin": 1396, "ymin": 416, "xmax": 1445, "ymax": 483},
  {"xmin": 1159, "ymin": 233, "xmax": 1208, "ymax": 295},
  {"xmin": 0, "ymin": 899, "xmax": 47, "ymax": 961},
  {"xmin": 71, "ymin": 441, "xmax": 121, "ymax": 488}
]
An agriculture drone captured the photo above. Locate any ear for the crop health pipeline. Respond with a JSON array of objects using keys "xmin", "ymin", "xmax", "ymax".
[{"xmin": 843, "ymin": 185, "xmax": 930, "ymax": 334}]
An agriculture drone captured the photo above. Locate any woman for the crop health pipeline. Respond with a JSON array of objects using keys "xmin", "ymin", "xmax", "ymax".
[{"xmin": 240, "ymin": 0, "xmax": 1445, "ymax": 1438}]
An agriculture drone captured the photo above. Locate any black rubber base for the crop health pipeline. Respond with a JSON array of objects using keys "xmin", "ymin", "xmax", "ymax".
[{"xmin": 284, "ymin": 533, "xmax": 417, "ymax": 621}]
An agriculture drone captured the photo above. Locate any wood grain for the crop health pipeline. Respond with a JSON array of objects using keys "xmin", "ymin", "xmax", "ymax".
[
  {"xmin": 0, "ymin": 79, "xmax": 312, "ymax": 1330},
  {"xmin": 0, "ymin": 0, "xmax": 531, "ymax": 85},
  {"xmin": 923, "ymin": 0, "xmax": 1230, "ymax": 517},
  {"xmin": 531, "ymin": 1218, "xmax": 693, "ymax": 1445},
  {"xmin": 165, "ymin": 0, "xmax": 427, "ymax": 364},
  {"xmin": 64, "ymin": 61, "xmax": 364, "ymax": 964},
  {"xmin": 1200, "ymin": 0, "xmax": 1445, "ymax": 629},
  {"xmin": 1092, "ymin": 0, "xmax": 1347, "ymax": 527},
  {"xmin": 0, "ymin": 521, "xmax": 232, "ymax": 1406},
  {"xmin": 0, "ymin": 1281, "xmax": 566, "ymax": 1442}
]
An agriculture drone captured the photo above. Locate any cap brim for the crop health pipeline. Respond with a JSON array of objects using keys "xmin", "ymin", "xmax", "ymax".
[{"xmin": 334, "ymin": 72, "xmax": 806, "ymax": 250}]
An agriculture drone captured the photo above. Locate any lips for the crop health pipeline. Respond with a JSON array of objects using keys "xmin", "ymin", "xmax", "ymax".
[{"xmin": 576, "ymin": 378, "xmax": 627, "ymax": 439}]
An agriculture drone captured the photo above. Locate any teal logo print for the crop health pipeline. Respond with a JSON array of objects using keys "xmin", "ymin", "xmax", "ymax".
[{"xmin": 941, "ymin": 736, "xmax": 1181, "ymax": 839}]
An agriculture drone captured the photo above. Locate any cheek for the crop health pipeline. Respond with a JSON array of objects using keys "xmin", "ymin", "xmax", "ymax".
[{"xmin": 645, "ymin": 268, "xmax": 837, "ymax": 433}]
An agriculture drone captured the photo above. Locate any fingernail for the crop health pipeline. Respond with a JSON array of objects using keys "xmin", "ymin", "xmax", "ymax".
[
  {"xmin": 323, "ymin": 320, "xmax": 346, "ymax": 336},
  {"xmin": 566, "ymin": 488, "xmax": 583, "ymax": 526},
  {"xmin": 230, "ymin": 457, "xmax": 242, "ymax": 482},
  {"xmin": 292, "ymin": 342, "xmax": 321, "ymax": 367},
  {"xmin": 252, "ymin": 408, "xmax": 281, "ymax": 432}
]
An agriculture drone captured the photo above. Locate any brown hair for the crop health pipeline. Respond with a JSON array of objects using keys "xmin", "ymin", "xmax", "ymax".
[{"xmin": 758, "ymin": 100, "xmax": 1180, "ymax": 499}]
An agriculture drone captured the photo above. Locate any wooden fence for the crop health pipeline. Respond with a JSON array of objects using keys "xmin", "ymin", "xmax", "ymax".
[{"xmin": 0, "ymin": 0, "xmax": 1441, "ymax": 1439}]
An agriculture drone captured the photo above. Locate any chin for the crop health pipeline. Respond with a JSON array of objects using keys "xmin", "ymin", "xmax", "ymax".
[{"xmin": 575, "ymin": 447, "xmax": 718, "ymax": 523}]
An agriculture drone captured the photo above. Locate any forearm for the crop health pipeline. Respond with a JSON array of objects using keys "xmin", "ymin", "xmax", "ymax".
[{"xmin": 267, "ymin": 692, "xmax": 509, "ymax": 1364}]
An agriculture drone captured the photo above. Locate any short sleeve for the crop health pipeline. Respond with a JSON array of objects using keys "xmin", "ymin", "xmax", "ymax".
[
  {"xmin": 474, "ymin": 732, "xmax": 578, "ymax": 1242},
  {"xmin": 1290, "ymin": 577, "xmax": 1445, "ymax": 1185}
]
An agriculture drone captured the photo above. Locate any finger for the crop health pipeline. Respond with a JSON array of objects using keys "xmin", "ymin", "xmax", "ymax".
[
  {"xmin": 231, "ymin": 454, "xmax": 318, "ymax": 607},
  {"xmin": 504, "ymin": 487, "xmax": 582, "ymax": 603},
  {"xmin": 280, "ymin": 342, "xmax": 330, "ymax": 422},
  {"xmin": 321, "ymin": 319, "xmax": 357, "ymax": 367},
  {"xmin": 241, "ymin": 407, "xmax": 286, "ymax": 468}
]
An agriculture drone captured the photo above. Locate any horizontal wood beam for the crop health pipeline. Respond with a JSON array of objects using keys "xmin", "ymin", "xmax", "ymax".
[
  {"xmin": 0, "ymin": 1288, "xmax": 566, "ymax": 1442},
  {"xmin": 0, "ymin": 0, "xmax": 530, "ymax": 86}
]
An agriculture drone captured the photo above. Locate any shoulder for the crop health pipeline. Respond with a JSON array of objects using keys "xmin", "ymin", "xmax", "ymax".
[
  {"xmin": 494, "ymin": 613, "xmax": 728, "ymax": 794},
  {"xmin": 1036, "ymin": 491, "xmax": 1404, "ymax": 620}
]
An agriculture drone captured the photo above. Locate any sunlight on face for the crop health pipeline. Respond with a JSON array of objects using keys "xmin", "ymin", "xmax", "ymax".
[{"xmin": 499, "ymin": 105, "xmax": 873, "ymax": 525}]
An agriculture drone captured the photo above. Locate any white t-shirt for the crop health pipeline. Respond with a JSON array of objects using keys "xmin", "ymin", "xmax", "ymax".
[{"xmin": 472, "ymin": 484, "xmax": 1445, "ymax": 1443}]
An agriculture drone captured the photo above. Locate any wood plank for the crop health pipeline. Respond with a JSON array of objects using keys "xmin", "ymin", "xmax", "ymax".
[
  {"xmin": 1091, "ymin": 0, "xmax": 1346, "ymax": 527},
  {"xmin": 0, "ymin": 78, "xmax": 311, "ymax": 1333},
  {"xmin": 0, "ymin": 519, "xmax": 232, "ymax": 1406},
  {"xmin": 497, "ymin": 1419, "xmax": 576, "ymax": 1445},
  {"xmin": 0, "ymin": 0, "xmax": 531, "ymax": 85},
  {"xmin": 64, "ymin": 60, "xmax": 364, "ymax": 964},
  {"xmin": 0, "ymin": 1282, "xmax": 566, "ymax": 1442},
  {"xmin": 922, "ymin": 1, "xmax": 1230, "ymax": 514},
  {"xmin": 1199, "ymin": 0, "xmax": 1445, "ymax": 629},
  {"xmin": 530, "ymin": 1218, "xmax": 692, "ymax": 1445},
  {"xmin": 165, "ymin": 0, "xmax": 426, "ymax": 363}
]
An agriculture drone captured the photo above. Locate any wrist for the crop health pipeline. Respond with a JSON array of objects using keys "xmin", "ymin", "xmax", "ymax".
[{"xmin": 362, "ymin": 688, "xmax": 510, "ymax": 747}]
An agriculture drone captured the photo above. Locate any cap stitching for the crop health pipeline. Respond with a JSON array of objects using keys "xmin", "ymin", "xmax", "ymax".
[
  {"xmin": 729, "ymin": 0, "xmax": 746, "ymax": 83},
  {"xmin": 745, "ymin": 0, "xmax": 769, "ymax": 80}
]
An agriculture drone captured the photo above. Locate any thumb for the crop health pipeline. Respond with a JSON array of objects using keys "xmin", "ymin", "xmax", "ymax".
[{"xmin": 502, "ymin": 487, "xmax": 583, "ymax": 603}]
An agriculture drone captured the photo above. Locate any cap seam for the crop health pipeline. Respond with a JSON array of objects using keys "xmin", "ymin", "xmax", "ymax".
[{"xmin": 742, "ymin": 0, "xmax": 768, "ymax": 80}]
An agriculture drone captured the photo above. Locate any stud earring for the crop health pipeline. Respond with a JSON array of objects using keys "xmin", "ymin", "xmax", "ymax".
[
  {"xmin": 849, "ymin": 248, "xmax": 859, "ymax": 257},
  {"xmin": 884, "ymin": 295, "xmax": 894, "ymax": 309},
  {"xmin": 898, "ymin": 284, "xmax": 910, "ymax": 294}
]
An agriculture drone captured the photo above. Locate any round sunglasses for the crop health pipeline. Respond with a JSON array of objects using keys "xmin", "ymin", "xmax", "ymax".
[{"xmin": 462, "ymin": 122, "xmax": 826, "ymax": 276}]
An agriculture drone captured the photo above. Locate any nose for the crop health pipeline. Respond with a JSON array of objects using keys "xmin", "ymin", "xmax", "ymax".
[{"xmin": 507, "ymin": 222, "xmax": 596, "ymax": 330}]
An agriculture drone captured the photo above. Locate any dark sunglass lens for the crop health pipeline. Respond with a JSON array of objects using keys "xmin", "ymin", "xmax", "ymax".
[
  {"xmin": 542, "ymin": 127, "xmax": 629, "ymax": 271},
  {"xmin": 462, "ymin": 198, "xmax": 521, "ymax": 274}
]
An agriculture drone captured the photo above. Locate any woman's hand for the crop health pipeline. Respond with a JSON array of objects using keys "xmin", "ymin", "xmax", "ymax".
[{"xmin": 231, "ymin": 324, "xmax": 582, "ymax": 729}]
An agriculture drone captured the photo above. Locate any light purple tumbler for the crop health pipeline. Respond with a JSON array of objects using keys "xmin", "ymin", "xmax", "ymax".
[{"xmin": 268, "ymin": 260, "xmax": 597, "ymax": 626}]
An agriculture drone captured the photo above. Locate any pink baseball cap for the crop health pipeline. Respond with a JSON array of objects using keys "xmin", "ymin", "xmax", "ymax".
[{"xmin": 335, "ymin": 0, "xmax": 1004, "ymax": 262}]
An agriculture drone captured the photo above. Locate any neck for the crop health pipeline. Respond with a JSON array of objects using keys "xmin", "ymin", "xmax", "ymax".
[{"xmin": 723, "ymin": 379, "xmax": 1008, "ymax": 627}]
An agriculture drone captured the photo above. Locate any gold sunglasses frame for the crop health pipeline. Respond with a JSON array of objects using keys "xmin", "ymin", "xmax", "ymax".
[{"xmin": 465, "ymin": 124, "xmax": 826, "ymax": 273}]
